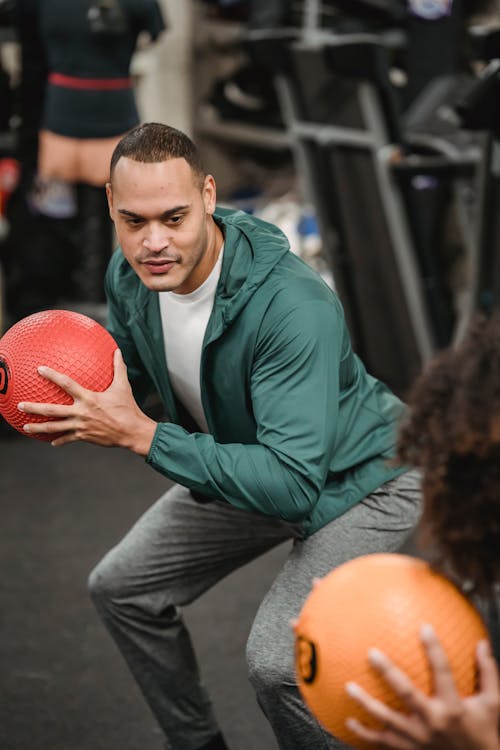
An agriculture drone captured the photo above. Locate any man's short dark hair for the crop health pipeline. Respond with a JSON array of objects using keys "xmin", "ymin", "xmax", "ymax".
[{"xmin": 109, "ymin": 122, "xmax": 206, "ymax": 187}]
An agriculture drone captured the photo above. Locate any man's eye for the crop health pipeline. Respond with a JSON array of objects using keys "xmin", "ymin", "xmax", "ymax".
[
  {"xmin": 168, "ymin": 215, "xmax": 183, "ymax": 225},
  {"xmin": 126, "ymin": 218, "xmax": 143, "ymax": 226}
]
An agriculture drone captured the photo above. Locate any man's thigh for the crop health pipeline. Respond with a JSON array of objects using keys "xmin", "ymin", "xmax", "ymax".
[
  {"xmin": 248, "ymin": 470, "xmax": 422, "ymax": 673},
  {"xmin": 94, "ymin": 484, "xmax": 296, "ymax": 605}
]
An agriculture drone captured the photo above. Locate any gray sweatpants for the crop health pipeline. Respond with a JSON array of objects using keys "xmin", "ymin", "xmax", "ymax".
[{"xmin": 88, "ymin": 470, "xmax": 421, "ymax": 750}]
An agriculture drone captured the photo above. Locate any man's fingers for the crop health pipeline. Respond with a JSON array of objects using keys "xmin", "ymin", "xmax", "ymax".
[
  {"xmin": 50, "ymin": 432, "xmax": 79, "ymax": 447},
  {"xmin": 23, "ymin": 419, "xmax": 74, "ymax": 435},
  {"xmin": 112, "ymin": 348, "xmax": 127, "ymax": 382},
  {"xmin": 36, "ymin": 366, "xmax": 85, "ymax": 398},
  {"xmin": 18, "ymin": 402, "xmax": 72, "ymax": 418}
]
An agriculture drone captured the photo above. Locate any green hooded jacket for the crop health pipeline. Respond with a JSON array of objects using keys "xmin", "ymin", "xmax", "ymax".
[{"xmin": 105, "ymin": 207, "xmax": 407, "ymax": 538}]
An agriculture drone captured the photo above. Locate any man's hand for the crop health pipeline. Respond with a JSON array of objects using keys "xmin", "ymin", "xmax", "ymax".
[
  {"xmin": 18, "ymin": 349, "xmax": 157, "ymax": 456},
  {"xmin": 344, "ymin": 624, "xmax": 500, "ymax": 750}
]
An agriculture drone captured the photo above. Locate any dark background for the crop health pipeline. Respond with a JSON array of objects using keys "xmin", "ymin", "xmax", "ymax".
[{"xmin": 0, "ymin": 428, "xmax": 289, "ymax": 750}]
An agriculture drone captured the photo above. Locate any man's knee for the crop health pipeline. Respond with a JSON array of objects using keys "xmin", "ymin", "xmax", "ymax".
[
  {"xmin": 87, "ymin": 555, "xmax": 124, "ymax": 607},
  {"xmin": 246, "ymin": 623, "xmax": 294, "ymax": 696},
  {"xmin": 86, "ymin": 534, "xmax": 149, "ymax": 609},
  {"xmin": 87, "ymin": 551, "xmax": 180, "ymax": 625}
]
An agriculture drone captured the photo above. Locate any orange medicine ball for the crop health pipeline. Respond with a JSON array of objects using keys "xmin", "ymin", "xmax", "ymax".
[{"xmin": 294, "ymin": 553, "xmax": 489, "ymax": 750}]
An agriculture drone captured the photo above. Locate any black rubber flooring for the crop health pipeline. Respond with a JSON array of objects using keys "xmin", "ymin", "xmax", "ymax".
[{"xmin": 0, "ymin": 425, "xmax": 289, "ymax": 750}]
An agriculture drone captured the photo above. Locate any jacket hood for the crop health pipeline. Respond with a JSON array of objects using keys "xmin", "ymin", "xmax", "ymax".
[{"xmin": 213, "ymin": 207, "xmax": 291, "ymax": 328}]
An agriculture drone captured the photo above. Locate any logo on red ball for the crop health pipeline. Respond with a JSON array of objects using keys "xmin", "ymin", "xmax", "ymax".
[{"xmin": 0, "ymin": 358, "xmax": 9, "ymax": 395}]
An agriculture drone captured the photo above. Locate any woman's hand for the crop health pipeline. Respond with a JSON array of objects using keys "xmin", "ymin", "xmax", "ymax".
[
  {"xmin": 18, "ymin": 348, "xmax": 157, "ymax": 456},
  {"xmin": 345, "ymin": 624, "xmax": 500, "ymax": 750}
]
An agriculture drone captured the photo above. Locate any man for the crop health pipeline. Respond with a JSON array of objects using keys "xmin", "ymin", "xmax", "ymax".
[{"xmin": 19, "ymin": 122, "xmax": 421, "ymax": 750}]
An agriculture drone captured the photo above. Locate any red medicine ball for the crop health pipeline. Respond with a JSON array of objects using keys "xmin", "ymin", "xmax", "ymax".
[{"xmin": 0, "ymin": 309, "xmax": 117, "ymax": 440}]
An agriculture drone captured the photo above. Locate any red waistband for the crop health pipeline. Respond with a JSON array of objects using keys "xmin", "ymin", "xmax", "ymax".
[{"xmin": 49, "ymin": 72, "xmax": 133, "ymax": 90}]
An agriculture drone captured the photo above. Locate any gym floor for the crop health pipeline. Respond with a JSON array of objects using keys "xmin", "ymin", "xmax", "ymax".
[{"xmin": 0, "ymin": 423, "xmax": 288, "ymax": 750}]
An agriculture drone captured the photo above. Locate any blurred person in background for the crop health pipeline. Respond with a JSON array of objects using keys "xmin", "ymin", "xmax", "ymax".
[{"xmin": 4, "ymin": 0, "xmax": 165, "ymax": 321}]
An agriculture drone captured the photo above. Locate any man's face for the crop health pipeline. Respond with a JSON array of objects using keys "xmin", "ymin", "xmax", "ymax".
[{"xmin": 106, "ymin": 157, "xmax": 219, "ymax": 294}]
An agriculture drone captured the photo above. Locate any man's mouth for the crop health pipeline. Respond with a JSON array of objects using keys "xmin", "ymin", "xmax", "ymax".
[{"xmin": 142, "ymin": 259, "xmax": 178, "ymax": 274}]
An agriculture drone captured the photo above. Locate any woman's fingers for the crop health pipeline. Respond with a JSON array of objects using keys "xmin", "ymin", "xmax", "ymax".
[
  {"xmin": 366, "ymin": 648, "xmax": 428, "ymax": 714},
  {"xmin": 346, "ymin": 716, "xmax": 413, "ymax": 750},
  {"xmin": 476, "ymin": 639, "xmax": 500, "ymax": 703},
  {"xmin": 346, "ymin": 677, "xmax": 416, "ymax": 735},
  {"xmin": 346, "ymin": 679, "xmax": 393, "ymax": 719},
  {"xmin": 419, "ymin": 624, "xmax": 459, "ymax": 699}
]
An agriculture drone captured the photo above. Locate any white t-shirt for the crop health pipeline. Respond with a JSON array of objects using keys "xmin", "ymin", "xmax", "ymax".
[{"xmin": 159, "ymin": 248, "xmax": 224, "ymax": 433}]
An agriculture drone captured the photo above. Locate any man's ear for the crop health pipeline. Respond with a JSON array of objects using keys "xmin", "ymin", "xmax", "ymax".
[
  {"xmin": 203, "ymin": 174, "xmax": 217, "ymax": 215},
  {"xmin": 105, "ymin": 182, "xmax": 114, "ymax": 219}
]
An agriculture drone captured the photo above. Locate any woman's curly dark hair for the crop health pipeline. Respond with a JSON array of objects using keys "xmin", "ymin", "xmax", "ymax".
[{"xmin": 397, "ymin": 313, "xmax": 500, "ymax": 594}]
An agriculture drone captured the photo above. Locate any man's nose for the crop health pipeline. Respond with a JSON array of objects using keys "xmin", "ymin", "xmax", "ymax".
[{"xmin": 143, "ymin": 224, "xmax": 169, "ymax": 252}]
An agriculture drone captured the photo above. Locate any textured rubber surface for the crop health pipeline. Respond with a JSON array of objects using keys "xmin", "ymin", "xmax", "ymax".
[
  {"xmin": 295, "ymin": 553, "xmax": 489, "ymax": 750},
  {"xmin": 0, "ymin": 309, "xmax": 116, "ymax": 440}
]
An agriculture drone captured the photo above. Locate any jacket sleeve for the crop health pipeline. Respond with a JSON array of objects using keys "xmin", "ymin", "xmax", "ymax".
[{"xmin": 146, "ymin": 295, "xmax": 345, "ymax": 523}]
